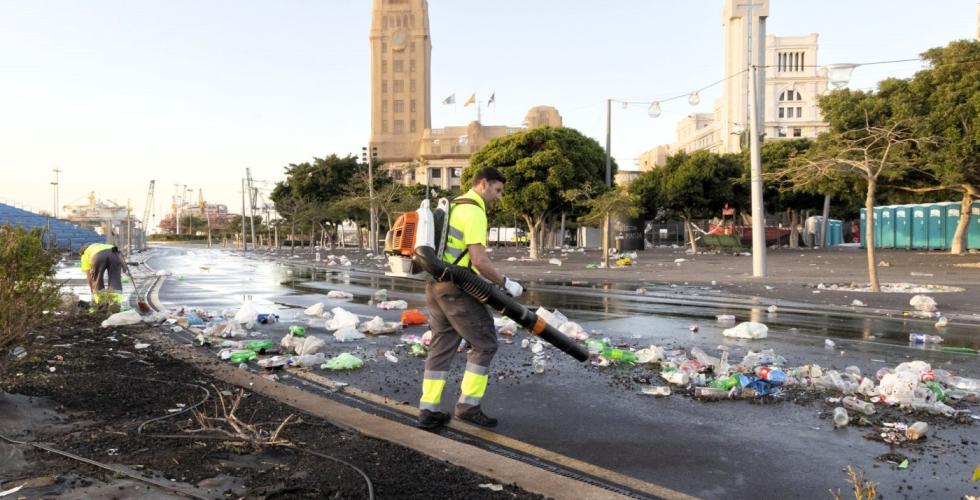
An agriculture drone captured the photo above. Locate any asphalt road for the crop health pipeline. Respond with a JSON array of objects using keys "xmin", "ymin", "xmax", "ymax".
[{"xmin": 148, "ymin": 245, "xmax": 980, "ymax": 499}]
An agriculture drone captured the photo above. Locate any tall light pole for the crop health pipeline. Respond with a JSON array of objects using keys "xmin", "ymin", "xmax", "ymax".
[
  {"xmin": 50, "ymin": 168, "xmax": 61, "ymax": 218},
  {"xmin": 745, "ymin": 1, "xmax": 767, "ymax": 278},
  {"xmin": 362, "ymin": 146, "xmax": 378, "ymax": 253}
]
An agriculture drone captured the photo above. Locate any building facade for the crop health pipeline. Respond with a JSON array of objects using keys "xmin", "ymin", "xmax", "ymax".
[{"xmin": 368, "ymin": 0, "xmax": 561, "ymax": 188}]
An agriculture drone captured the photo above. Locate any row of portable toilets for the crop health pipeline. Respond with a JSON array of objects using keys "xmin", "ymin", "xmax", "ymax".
[{"xmin": 860, "ymin": 201, "xmax": 980, "ymax": 250}]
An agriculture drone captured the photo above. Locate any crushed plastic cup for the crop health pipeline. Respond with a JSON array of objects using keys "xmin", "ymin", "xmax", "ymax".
[
  {"xmin": 833, "ymin": 407, "xmax": 849, "ymax": 428},
  {"xmin": 905, "ymin": 421, "xmax": 928, "ymax": 440},
  {"xmin": 384, "ymin": 350, "xmax": 398, "ymax": 363},
  {"xmin": 532, "ymin": 355, "xmax": 546, "ymax": 374},
  {"xmin": 530, "ymin": 341, "xmax": 544, "ymax": 354}
]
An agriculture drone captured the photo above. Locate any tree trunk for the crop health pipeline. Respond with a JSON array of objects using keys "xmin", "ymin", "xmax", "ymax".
[
  {"xmin": 523, "ymin": 215, "xmax": 540, "ymax": 260},
  {"xmin": 290, "ymin": 222, "xmax": 296, "ymax": 256},
  {"xmin": 684, "ymin": 217, "xmax": 698, "ymax": 254},
  {"xmin": 356, "ymin": 222, "xmax": 364, "ymax": 249},
  {"xmin": 788, "ymin": 209, "xmax": 799, "ymax": 249},
  {"xmin": 950, "ymin": 186, "xmax": 975, "ymax": 255},
  {"xmin": 865, "ymin": 180, "xmax": 880, "ymax": 292}
]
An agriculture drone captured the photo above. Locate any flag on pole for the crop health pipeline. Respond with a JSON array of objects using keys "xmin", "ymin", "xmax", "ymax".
[
  {"xmin": 464, "ymin": 93, "xmax": 476, "ymax": 106},
  {"xmin": 487, "ymin": 92, "xmax": 495, "ymax": 106},
  {"xmin": 442, "ymin": 93, "xmax": 455, "ymax": 105}
]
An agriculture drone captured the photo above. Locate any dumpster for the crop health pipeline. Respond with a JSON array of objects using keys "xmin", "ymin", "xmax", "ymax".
[
  {"xmin": 969, "ymin": 201, "xmax": 980, "ymax": 250},
  {"xmin": 911, "ymin": 206, "xmax": 929, "ymax": 249},
  {"xmin": 879, "ymin": 206, "xmax": 895, "ymax": 248},
  {"xmin": 927, "ymin": 203, "xmax": 946, "ymax": 250},
  {"xmin": 893, "ymin": 205, "xmax": 912, "ymax": 249}
]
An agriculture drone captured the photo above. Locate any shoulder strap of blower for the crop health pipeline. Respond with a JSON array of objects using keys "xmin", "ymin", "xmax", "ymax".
[{"xmin": 446, "ymin": 197, "xmax": 484, "ymax": 268}]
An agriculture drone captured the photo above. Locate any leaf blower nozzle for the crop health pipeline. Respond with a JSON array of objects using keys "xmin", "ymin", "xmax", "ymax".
[{"xmin": 413, "ymin": 245, "xmax": 589, "ymax": 362}]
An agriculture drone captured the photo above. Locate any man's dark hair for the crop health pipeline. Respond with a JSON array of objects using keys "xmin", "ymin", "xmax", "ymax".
[{"xmin": 473, "ymin": 167, "xmax": 506, "ymax": 185}]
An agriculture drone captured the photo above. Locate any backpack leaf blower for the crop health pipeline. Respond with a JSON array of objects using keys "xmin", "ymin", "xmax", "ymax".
[{"xmin": 386, "ymin": 200, "xmax": 588, "ymax": 362}]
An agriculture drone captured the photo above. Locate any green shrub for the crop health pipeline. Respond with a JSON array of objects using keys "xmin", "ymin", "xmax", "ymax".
[{"xmin": 0, "ymin": 225, "xmax": 62, "ymax": 354}]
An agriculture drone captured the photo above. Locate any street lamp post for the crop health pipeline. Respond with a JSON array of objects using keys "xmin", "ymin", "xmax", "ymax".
[
  {"xmin": 748, "ymin": 63, "xmax": 766, "ymax": 277},
  {"xmin": 362, "ymin": 146, "xmax": 379, "ymax": 253}
]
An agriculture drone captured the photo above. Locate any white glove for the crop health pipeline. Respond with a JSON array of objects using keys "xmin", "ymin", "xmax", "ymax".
[{"xmin": 503, "ymin": 277, "xmax": 523, "ymax": 298}]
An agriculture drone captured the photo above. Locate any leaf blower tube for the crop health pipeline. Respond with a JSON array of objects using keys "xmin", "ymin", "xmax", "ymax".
[{"xmin": 409, "ymin": 200, "xmax": 588, "ymax": 362}]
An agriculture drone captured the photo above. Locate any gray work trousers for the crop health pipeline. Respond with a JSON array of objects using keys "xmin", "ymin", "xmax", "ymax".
[
  {"xmin": 424, "ymin": 280, "xmax": 498, "ymax": 372},
  {"xmin": 91, "ymin": 249, "xmax": 123, "ymax": 292}
]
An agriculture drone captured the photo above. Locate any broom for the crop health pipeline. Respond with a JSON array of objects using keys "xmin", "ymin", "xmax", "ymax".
[{"xmin": 125, "ymin": 270, "xmax": 152, "ymax": 313}]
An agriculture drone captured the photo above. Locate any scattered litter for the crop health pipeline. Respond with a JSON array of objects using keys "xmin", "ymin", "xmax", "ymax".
[
  {"xmin": 401, "ymin": 309, "xmax": 428, "ymax": 326},
  {"xmin": 48, "ymin": 366, "xmax": 56, "ymax": 373},
  {"xmin": 909, "ymin": 295, "xmax": 938, "ymax": 313},
  {"xmin": 558, "ymin": 321, "xmax": 589, "ymax": 341},
  {"xmin": 689, "ymin": 324, "xmax": 699, "ymax": 332},
  {"xmin": 478, "ymin": 483, "xmax": 504, "ymax": 492},
  {"xmin": 530, "ymin": 340, "xmax": 544, "ymax": 354},
  {"xmin": 360, "ymin": 316, "xmax": 401, "ymax": 335},
  {"xmin": 234, "ymin": 300, "xmax": 259, "ymax": 327},
  {"xmin": 384, "ymin": 351, "xmax": 398, "ymax": 363},
  {"xmin": 377, "ymin": 300, "xmax": 408, "ymax": 310},
  {"xmin": 716, "ymin": 314, "xmax": 736, "ymax": 324},
  {"xmin": 722, "ymin": 322, "xmax": 768, "ymax": 339},
  {"xmin": 824, "ymin": 339, "xmax": 836, "ymax": 349},
  {"xmin": 636, "ymin": 345, "xmax": 665, "ymax": 364},
  {"xmin": 322, "ymin": 353, "xmax": 363, "ymax": 370},
  {"xmin": 134, "ymin": 343, "xmax": 150, "ymax": 350},
  {"xmin": 851, "ymin": 299, "xmax": 866, "ymax": 307},
  {"xmin": 326, "ymin": 290, "xmax": 354, "ymax": 300},
  {"xmin": 674, "ymin": 258, "xmax": 687, "ymax": 264},
  {"xmin": 878, "ymin": 260, "xmax": 891, "ymax": 267},
  {"xmin": 535, "ymin": 307, "xmax": 568, "ymax": 329},
  {"xmin": 257, "ymin": 356, "xmax": 287, "ymax": 370},
  {"xmin": 289, "ymin": 325, "xmax": 306, "ymax": 337},
  {"xmin": 615, "ymin": 257, "xmax": 633, "ymax": 267},
  {"xmin": 101, "ymin": 310, "xmax": 143, "ymax": 327},
  {"xmin": 334, "ymin": 327, "xmax": 366, "ymax": 342},
  {"xmin": 898, "ymin": 459, "xmax": 909, "ymax": 470},
  {"xmin": 641, "ymin": 386, "xmax": 671, "ymax": 396},
  {"xmin": 910, "ymin": 272, "xmax": 934, "ymax": 277},
  {"xmin": 494, "ymin": 316, "xmax": 519, "ymax": 336},
  {"xmin": 548, "ymin": 258, "xmax": 562, "ymax": 266},
  {"xmin": 280, "ymin": 334, "xmax": 326, "ymax": 355},
  {"xmin": 326, "ymin": 307, "xmax": 359, "ymax": 330},
  {"xmin": 767, "ymin": 305, "xmax": 778, "ymax": 313},
  {"xmin": 288, "ymin": 353, "xmax": 326, "ymax": 368},
  {"xmin": 905, "ymin": 421, "xmax": 928, "ymax": 441},
  {"xmin": 935, "ymin": 317, "xmax": 948, "ymax": 328},
  {"xmin": 635, "ymin": 288, "xmax": 647, "ymax": 295},
  {"xmin": 10, "ymin": 346, "xmax": 27, "ymax": 359},
  {"xmin": 304, "ymin": 302, "xmax": 326, "ymax": 316},
  {"xmin": 155, "ymin": 270, "xmax": 172, "ymax": 276}
]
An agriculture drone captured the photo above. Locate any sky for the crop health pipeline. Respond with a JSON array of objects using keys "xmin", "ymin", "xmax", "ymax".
[{"xmin": 0, "ymin": 0, "xmax": 976, "ymax": 225}]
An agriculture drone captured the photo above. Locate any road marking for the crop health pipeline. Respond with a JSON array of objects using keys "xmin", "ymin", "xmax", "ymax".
[{"xmin": 291, "ymin": 370, "xmax": 698, "ymax": 500}]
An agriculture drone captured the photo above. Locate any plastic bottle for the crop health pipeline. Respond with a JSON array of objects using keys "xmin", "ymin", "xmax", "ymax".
[
  {"xmin": 288, "ymin": 325, "xmax": 306, "ymax": 337},
  {"xmin": 229, "ymin": 350, "xmax": 257, "ymax": 363},
  {"xmin": 641, "ymin": 386, "xmax": 671, "ymax": 396},
  {"xmin": 245, "ymin": 339, "xmax": 274, "ymax": 353},
  {"xmin": 691, "ymin": 347, "xmax": 719, "ymax": 369},
  {"xmin": 946, "ymin": 376, "xmax": 980, "ymax": 391},
  {"xmin": 586, "ymin": 339, "xmax": 606, "ymax": 355},
  {"xmin": 832, "ymin": 407, "xmax": 849, "ymax": 428},
  {"xmin": 709, "ymin": 375, "xmax": 740, "ymax": 391},
  {"xmin": 601, "ymin": 347, "xmax": 638, "ymax": 364},
  {"xmin": 694, "ymin": 387, "xmax": 730, "ymax": 400},
  {"xmin": 842, "ymin": 396, "xmax": 876, "ymax": 415},
  {"xmin": 905, "ymin": 421, "xmax": 928, "ymax": 441},
  {"xmin": 755, "ymin": 366, "xmax": 788, "ymax": 385},
  {"xmin": 662, "ymin": 370, "xmax": 690, "ymax": 385},
  {"xmin": 909, "ymin": 333, "xmax": 943, "ymax": 344},
  {"xmin": 925, "ymin": 381, "xmax": 945, "ymax": 402},
  {"xmin": 289, "ymin": 353, "xmax": 326, "ymax": 367}
]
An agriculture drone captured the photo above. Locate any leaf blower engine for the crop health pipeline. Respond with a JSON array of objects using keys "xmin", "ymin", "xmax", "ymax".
[{"xmin": 384, "ymin": 200, "xmax": 588, "ymax": 362}]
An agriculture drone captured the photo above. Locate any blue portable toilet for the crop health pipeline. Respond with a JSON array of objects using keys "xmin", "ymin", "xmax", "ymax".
[
  {"xmin": 969, "ymin": 200, "xmax": 980, "ymax": 250},
  {"xmin": 941, "ymin": 202, "xmax": 963, "ymax": 250},
  {"xmin": 879, "ymin": 206, "xmax": 895, "ymax": 248},
  {"xmin": 911, "ymin": 205, "xmax": 929, "ymax": 249},
  {"xmin": 893, "ymin": 205, "xmax": 912, "ymax": 249},
  {"xmin": 829, "ymin": 219, "xmax": 843, "ymax": 245},
  {"xmin": 873, "ymin": 207, "xmax": 884, "ymax": 248},
  {"xmin": 859, "ymin": 209, "xmax": 867, "ymax": 248},
  {"xmin": 927, "ymin": 203, "xmax": 946, "ymax": 250}
]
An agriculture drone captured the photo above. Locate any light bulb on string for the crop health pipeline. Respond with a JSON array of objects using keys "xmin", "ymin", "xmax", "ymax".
[
  {"xmin": 688, "ymin": 91, "xmax": 700, "ymax": 106},
  {"xmin": 647, "ymin": 101, "xmax": 662, "ymax": 118}
]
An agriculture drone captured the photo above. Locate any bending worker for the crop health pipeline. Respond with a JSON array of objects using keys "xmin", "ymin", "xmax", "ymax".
[
  {"xmin": 80, "ymin": 243, "xmax": 128, "ymax": 304},
  {"xmin": 418, "ymin": 167, "xmax": 524, "ymax": 430}
]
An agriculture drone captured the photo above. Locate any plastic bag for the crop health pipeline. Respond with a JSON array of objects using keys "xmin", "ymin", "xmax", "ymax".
[
  {"xmin": 326, "ymin": 290, "xmax": 354, "ymax": 300},
  {"xmin": 722, "ymin": 322, "xmax": 768, "ymax": 339},
  {"xmin": 322, "ymin": 353, "xmax": 363, "ymax": 370},
  {"xmin": 233, "ymin": 300, "xmax": 259, "ymax": 327},
  {"xmin": 558, "ymin": 321, "xmax": 589, "ymax": 341},
  {"xmin": 280, "ymin": 333, "xmax": 326, "ymax": 355},
  {"xmin": 360, "ymin": 316, "xmax": 401, "ymax": 335},
  {"xmin": 377, "ymin": 300, "xmax": 408, "ymax": 310},
  {"xmin": 101, "ymin": 310, "xmax": 143, "ymax": 328},
  {"xmin": 304, "ymin": 302, "xmax": 325, "ymax": 316},
  {"xmin": 334, "ymin": 326, "xmax": 366, "ymax": 342},
  {"xmin": 326, "ymin": 307, "xmax": 359, "ymax": 330},
  {"xmin": 909, "ymin": 295, "xmax": 938, "ymax": 312},
  {"xmin": 401, "ymin": 309, "xmax": 428, "ymax": 326},
  {"xmin": 288, "ymin": 353, "xmax": 326, "ymax": 368},
  {"xmin": 636, "ymin": 345, "xmax": 665, "ymax": 364}
]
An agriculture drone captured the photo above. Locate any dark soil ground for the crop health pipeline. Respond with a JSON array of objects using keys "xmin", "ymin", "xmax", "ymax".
[{"xmin": 0, "ymin": 313, "xmax": 543, "ymax": 499}]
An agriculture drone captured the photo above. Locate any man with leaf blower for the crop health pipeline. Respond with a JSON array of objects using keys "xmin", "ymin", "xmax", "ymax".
[{"xmin": 418, "ymin": 167, "xmax": 524, "ymax": 430}]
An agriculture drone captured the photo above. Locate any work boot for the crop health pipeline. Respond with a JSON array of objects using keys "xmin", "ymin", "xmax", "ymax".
[
  {"xmin": 455, "ymin": 405, "xmax": 498, "ymax": 428},
  {"xmin": 417, "ymin": 410, "xmax": 451, "ymax": 430}
]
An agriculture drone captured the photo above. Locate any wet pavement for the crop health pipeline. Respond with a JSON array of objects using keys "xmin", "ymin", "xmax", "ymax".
[{"xmin": 148, "ymin": 245, "xmax": 980, "ymax": 499}]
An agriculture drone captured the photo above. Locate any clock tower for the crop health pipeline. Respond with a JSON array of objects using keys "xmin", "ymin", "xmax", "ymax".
[{"xmin": 369, "ymin": 0, "xmax": 431, "ymax": 163}]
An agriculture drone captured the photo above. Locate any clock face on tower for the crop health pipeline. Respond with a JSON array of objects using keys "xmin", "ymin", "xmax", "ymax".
[{"xmin": 392, "ymin": 30, "xmax": 407, "ymax": 51}]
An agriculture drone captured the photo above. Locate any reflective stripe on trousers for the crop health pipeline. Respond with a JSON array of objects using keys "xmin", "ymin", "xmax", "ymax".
[
  {"xmin": 419, "ymin": 370, "xmax": 447, "ymax": 411},
  {"xmin": 458, "ymin": 362, "xmax": 489, "ymax": 407}
]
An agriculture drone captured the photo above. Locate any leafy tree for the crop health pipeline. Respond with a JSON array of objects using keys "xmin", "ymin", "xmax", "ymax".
[
  {"xmin": 1, "ymin": 226, "xmax": 60, "ymax": 360},
  {"xmin": 466, "ymin": 127, "xmax": 612, "ymax": 259},
  {"xmin": 575, "ymin": 186, "xmax": 639, "ymax": 263},
  {"xmin": 636, "ymin": 151, "xmax": 743, "ymax": 253}
]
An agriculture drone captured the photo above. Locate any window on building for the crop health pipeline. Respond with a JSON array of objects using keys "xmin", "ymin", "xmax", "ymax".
[
  {"xmin": 795, "ymin": 90, "xmax": 802, "ymax": 100},
  {"xmin": 410, "ymin": 41, "xmax": 415, "ymax": 52},
  {"xmin": 382, "ymin": 80, "xmax": 388, "ymax": 93},
  {"xmin": 393, "ymin": 60, "xmax": 403, "ymax": 73},
  {"xmin": 793, "ymin": 128, "xmax": 802, "ymax": 137},
  {"xmin": 382, "ymin": 60, "xmax": 387, "ymax": 73},
  {"xmin": 383, "ymin": 15, "xmax": 387, "ymax": 28},
  {"xmin": 410, "ymin": 99, "xmax": 416, "ymax": 112},
  {"xmin": 381, "ymin": 41, "xmax": 387, "ymax": 52},
  {"xmin": 382, "ymin": 100, "xmax": 388, "ymax": 113},
  {"xmin": 395, "ymin": 16, "xmax": 400, "ymax": 27},
  {"xmin": 409, "ymin": 60, "xmax": 415, "ymax": 73},
  {"xmin": 801, "ymin": 52, "xmax": 805, "ymax": 70},
  {"xmin": 430, "ymin": 168, "xmax": 441, "ymax": 178},
  {"xmin": 409, "ymin": 79, "xmax": 416, "ymax": 92},
  {"xmin": 394, "ymin": 120, "xmax": 404, "ymax": 133},
  {"xmin": 410, "ymin": 120, "xmax": 416, "ymax": 132},
  {"xmin": 778, "ymin": 107, "xmax": 784, "ymax": 118},
  {"xmin": 796, "ymin": 106, "xmax": 802, "ymax": 118},
  {"xmin": 382, "ymin": 119, "xmax": 388, "ymax": 133},
  {"xmin": 394, "ymin": 80, "xmax": 404, "ymax": 92},
  {"xmin": 393, "ymin": 100, "xmax": 404, "ymax": 112}
]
